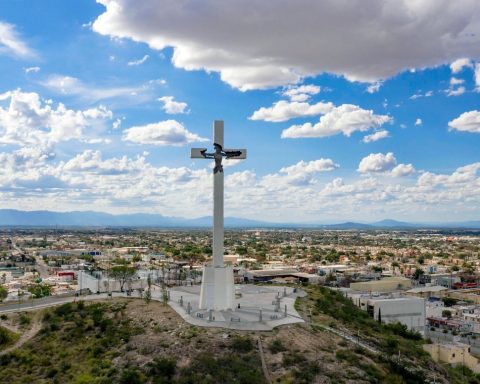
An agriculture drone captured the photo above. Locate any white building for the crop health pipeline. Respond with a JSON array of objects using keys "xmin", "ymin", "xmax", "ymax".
[
  {"xmin": 344, "ymin": 289, "xmax": 426, "ymax": 334},
  {"xmin": 318, "ymin": 264, "xmax": 350, "ymax": 276},
  {"xmin": 368, "ymin": 297, "xmax": 426, "ymax": 334},
  {"xmin": 425, "ymin": 299, "xmax": 446, "ymax": 318}
]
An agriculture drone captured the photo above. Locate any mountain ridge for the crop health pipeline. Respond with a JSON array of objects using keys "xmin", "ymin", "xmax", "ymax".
[{"xmin": 0, "ymin": 209, "xmax": 479, "ymax": 229}]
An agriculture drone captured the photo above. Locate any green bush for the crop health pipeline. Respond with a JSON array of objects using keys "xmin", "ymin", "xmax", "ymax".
[
  {"xmin": 231, "ymin": 335, "xmax": 254, "ymax": 353},
  {"xmin": 314, "ymin": 287, "xmax": 378, "ymax": 330},
  {"xmin": 336, "ymin": 349, "xmax": 360, "ymax": 364},
  {"xmin": 268, "ymin": 339, "xmax": 287, "ymax": 354},
  {"xmin": 283, "ymin": 350, "xmax": 307, "ymax": 367},
  {"xmin": 54, "ymin": 303, "xmax": 73, "ymax": 317},
  {"xmin": 119, "ymin": 367, "xmax": 144, "ymax": 384},
  {"xmin": 442, "ymin": 297, "xmax": 457, "ymax": 307},
  {"xmin": 19, "ymin": 314, "xmax": 31, "ymax": 326},
  {"xmin": 383, "ymin": 322, "xmax": 422, "ymax": 341},
  {"xmin": 382, "ymin": 337, "xmax": 399, "ymax": 353},
  {"xmin": 178, "ymin": 352, "xmax": 264, "ymax": 384},
  {"xmin": 0, "ymin": 326, "xmax": 15, "ymax": 346},
  {"xmin": 146, "ymin": 357, "xmax": 176, "ymax": 382},
  {"xmin": 292, "ymin": 361, "xmax": 320, "ymax": 384},
  {"xmin": 27, "ymin": 284, "xmax": 51, "ymax": 298}
]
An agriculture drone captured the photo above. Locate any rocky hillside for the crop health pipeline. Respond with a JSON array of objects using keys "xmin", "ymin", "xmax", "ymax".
[{"xmin": 0, "ymin": 286, "xmax": 477, "ymax": 383}]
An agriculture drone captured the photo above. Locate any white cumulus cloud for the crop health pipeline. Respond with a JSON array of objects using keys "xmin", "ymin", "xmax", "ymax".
[
  {"xmin": 475, "ymin": 63, "xmax": 480, "ymax": 90},
  {"xmin": 358, "ymin": 152, "xmax": 397, "ymax": 173},
  {"xmin": 362, "ymin": 130, "xmax": 389, "ymax": 143},
  {"xmin": 158, "ymin": 96, "xmax": 188, "ymax": 114},
  {"xmin": 366, "ymin": 82, "xmax": 382, "ymax": 94},
  {"xmin": 410, "ymin": 90, "xmax": 433, "ymax": 100},
  {"xmin": 417, "ymin": 163, "xmax": 480, "ymax": 188},
  {"xmin": 450, "ymin": 77, "xmax": 464, "ymax": 86},
  {"xmin": 448, "ymin": 110, "xmax": 480, "ymax": 133},
  {"xmin": 447, "ymin": 86, "xmax": 466, "ymax": 96},
  {"xmin": 277, "ymin": 158, "xmax": 339, "ymax": 185},
  {"xmin": 62, "ymin": 150, "xmax": 147, "ymax": 175},
  {"xmin": 280, "ymin": 158, "xmax": 339, "ymax": 176},
  {"xmin": 93, "ymin": 0, "xmax": 480, "ymax": 90},
  {"xmin": 282, "ymin": 84, "xmax": 320, "ymax": 102},
  {"xmin": 281, "ymin": 104, "xmax": 391, "ymax": 138},
  {"xmin": 391, "ymin": 163, "xmax": 415, "ymax": 177},
  {"xmin": 450, "ymin": 58, "xmax": 473, "ymax": 74},
  {"xmin": 0, "ymin": 89, "xmax": 112, "ymax": 147},
  {"xmin": 250, "ymin": 100, "xmax": 333, "ymax": 122},
  {"xmin": 122, "ymin": 120, "xmax": 208, "ymax": 146}
]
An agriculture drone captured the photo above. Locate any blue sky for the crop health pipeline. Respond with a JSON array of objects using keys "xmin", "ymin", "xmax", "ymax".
[{"xmin": 1, "ymin": 0, "xmax": 480, "ymax": 223}]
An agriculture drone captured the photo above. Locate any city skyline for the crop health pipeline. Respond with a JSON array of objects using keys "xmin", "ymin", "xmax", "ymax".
[{"xmin": 1, "ymin": 0, "xmax": 480, "ymax": 223}]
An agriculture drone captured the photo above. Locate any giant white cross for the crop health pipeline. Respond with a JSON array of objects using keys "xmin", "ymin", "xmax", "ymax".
[{"xmin": 191, "ymin": 120, "xmax": 246, "ymax": 310}]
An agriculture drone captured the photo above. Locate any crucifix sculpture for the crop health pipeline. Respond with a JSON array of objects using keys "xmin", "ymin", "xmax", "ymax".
[{"xmin": 191, "ymin": 120, "xmax": 246, "ymax": 310}]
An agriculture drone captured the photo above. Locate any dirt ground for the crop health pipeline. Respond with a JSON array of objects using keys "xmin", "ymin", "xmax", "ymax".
[
  {"xmin": 0, "ymin": 298, "xmax": 397, "ymax": 383},
  {"xmin": 112, "ymin": 298, "xmax": 382, "ymax": 383}
]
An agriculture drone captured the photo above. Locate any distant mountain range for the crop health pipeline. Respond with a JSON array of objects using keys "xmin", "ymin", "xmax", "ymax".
[
  {"xmin": 0, "ymin": 209, "xmax": 479, "ymax": 229},
  {"xmin": 0, "ymin": 209, "xmax": 271, "ymax": 228}
]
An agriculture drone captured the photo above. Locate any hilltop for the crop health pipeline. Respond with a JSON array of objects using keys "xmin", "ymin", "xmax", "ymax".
[{"xmin": 0, "ymin": 286, "xmax": 473, "ymax": 383}]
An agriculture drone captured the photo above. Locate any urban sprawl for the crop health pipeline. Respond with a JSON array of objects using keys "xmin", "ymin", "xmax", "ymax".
[{"xmin": 2, "ymin": 228, "xmax": 480, "ymax": 371}]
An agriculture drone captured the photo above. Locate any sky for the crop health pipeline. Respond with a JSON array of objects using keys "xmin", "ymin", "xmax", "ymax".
[{"xmin": 0, "ymin": 0, "xmax": 480, "ymax": 224}]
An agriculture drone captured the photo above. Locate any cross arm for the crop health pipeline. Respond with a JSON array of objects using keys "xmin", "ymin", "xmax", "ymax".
[
  {"xmin": 191, "ymin": 148, "xmax": 208, "ymax": 159},
  {"xmin": 224, "ymin": 149, "xmax": 247, "ymax": 159}
]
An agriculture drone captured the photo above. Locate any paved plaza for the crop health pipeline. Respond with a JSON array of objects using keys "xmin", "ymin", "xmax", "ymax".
[{"xmin": 168, "ymin": 284, "xmax": 306, "ymax": 330}]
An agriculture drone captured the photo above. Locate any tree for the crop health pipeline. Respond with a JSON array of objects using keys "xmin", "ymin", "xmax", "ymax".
[
  {"xmin": 27, "ymin": 284, "xmax": 51, "ymax": 298},
  {"xmin": 144, "ymin": 289, "xmax": 152, "ymax": 304},
  {"xmin": 144, "ymin": 274, "xmax": 152, "ymax": 305},
  {"xmin": 0, "ymin": 285, "xmax": 7, "ymax": 302},
  {"xmin": 109, "ymin": 266, "xmax": 137, "ymax": 292},
  {"xmin": 442, "ymin": 310, "xmax": 452, "ymax": 319},
  {"xmin": 391, "ymin": 261, "xmax": 400, "ymax": 275},
  {"xmin": 442, "ymin": 297, "xmax": 457, "ymax": 307},
  {"xmin": 412, "ymin": 268, "xmax": 424, "ymax": 280}
]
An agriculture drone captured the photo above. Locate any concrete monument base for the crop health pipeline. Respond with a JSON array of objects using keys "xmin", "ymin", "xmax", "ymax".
[
  {"xmin": 168, "ymin": 284, "xmax": 306, "ymax": 331},
  {"xmin": 199, "ymin": 265, "xmax": 234, "ymax": 310}
]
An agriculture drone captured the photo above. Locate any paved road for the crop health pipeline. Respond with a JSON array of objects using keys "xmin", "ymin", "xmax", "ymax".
[
  {"xmin": 0, "ymin": 293, "xmax": 112, "ymax": 314},
  {"xmin": 11, "ymin": 241, "xmax": 49, "ymax": 278},
  {"xmin": 32, "ymin": 254, "xmax": 50, "ymax": 279},
  {"xmin": 0, "ymin": 289, "xmax": 165, "ymax": 314}
]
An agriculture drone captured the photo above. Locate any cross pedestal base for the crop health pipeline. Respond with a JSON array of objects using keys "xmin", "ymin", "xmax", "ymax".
[{"xmin": 199, "ymin": 265, "xmax": 235, "ymax": 310}]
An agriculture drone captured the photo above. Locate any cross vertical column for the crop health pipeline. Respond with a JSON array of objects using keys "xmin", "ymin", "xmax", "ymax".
[
  {"xmin": 190, "ymin": 120, "xmax": 246, "ymax": 310},
  {"xmin": 213, "ymin": 120, "xmax": 224, "ymax": 267}
]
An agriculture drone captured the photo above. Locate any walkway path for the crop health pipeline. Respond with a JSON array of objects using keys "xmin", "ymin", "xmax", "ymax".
[
  {"xmin": 0, "ymin": 312, "xmax": 42, "ymax": 356},
  {"xmin": 257, "ymin": 337, "xmax": 272, "ymax": 384},
  {"xmin": 310, "ymin": 321, "xmax": 379, "ymax": 354}
]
